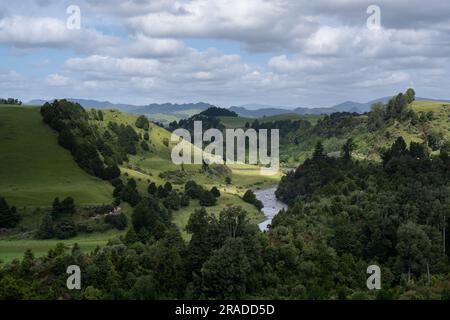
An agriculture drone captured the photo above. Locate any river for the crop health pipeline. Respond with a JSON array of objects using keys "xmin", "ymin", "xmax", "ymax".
[{"xmin": 255, "ymin": 186, "xmax": 288, "ymax": 231}]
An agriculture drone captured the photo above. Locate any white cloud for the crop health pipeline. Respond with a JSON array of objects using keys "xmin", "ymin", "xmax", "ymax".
[
  {"xmin": 0, "ymin": 15, "xmax": 119, "ymax": 52},
  {"xmin": 2, "ymin": 0, "xmax": 450, "ymax": 106},
  {"xmin": 46, "ymin": 73, "xmax": 70, "ymax": 86}
]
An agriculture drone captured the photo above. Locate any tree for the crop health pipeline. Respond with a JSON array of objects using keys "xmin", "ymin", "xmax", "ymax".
[
  {"xmin": 36, "ymin": 213, "xmax": 54, "ymax": 239},
  {"xmin": 368, "ymin": 103, "xmax": 385, "ymax": 131},
  {"xmin": 180, "ymin": 193, "xmax": 190, "ymax": 207},
  {"xmin": 185, "ymin": 180, "xmax": 203, "ymax": 199},
  {"xmin": 386, "ymin": 92, "xmax": 410, "ymax": 121},
  {"xmin": 127, "ymin": 178, "xmax": 137, "ymax": 189},
  {"xmin": 143, "ymin": 132, "xmax": 149, "ymax": 141},
  {"xmin": 132, "ymin": 196, "xmax": 169, "ymax": 235},
  {"xmin": 440, "ymin": 140, "xmax": 450, "ymax": 161},
  {"xmin": 409, "ymin": 142, "xmax": 427, "ymax": 160},
  {"xmin": 157, "ymin": 185, "xmax": 169, "ymax": 198},
  {"xmin": 396, "ymin": 222, "xmax": 431, "ymax": 282},
  {"xmin": 163, "ymin": 191, "xmax": 181, "ymax": 210},
  {"xmin": 103, "ymin": 164, "xmax": 121, "ymax": 180},
  {"xmin": 130, "ymin": 275, "xmax": 158, "ymax": 300},
  {"xmin": 104, "ymin": 212, "xmax": 128, "ymax": 230},
  {"xmin": 61, "ymin": 197, "xmax": 76, "ymax": 214},
  {"xmin": 426, "ymin": 130, "xmax": 443, "ymax": 151},
  {"xmin": 0, "ymin": 197, "xmax": 20, "ymax": 228},
  {"xmin": 135, "ymin": 115, "xmax": 150, "ymax": 131},
  {"xmin": 52, "ymin": 197, "xmax": 76, "ymax": 215},
  {"xmin": 313, "ymin": 141, "xmax": 325, "ymax": 160},
  {"xmin": 54, "ymin": 218, "xmax": 77, "ymax": 239},
  {"xmin": 140, "ymin": 141, "xmax": 149, "ymax": 151},
  {"xmin": 164, "ymin": 182, "xmax": 173, "ymax": 193},
  {"xmin": 242, "ymin": 190, "xmax": 263, "ymax": 210},
  {"xmin": 201, "ymin": 238, "xmax": 250, "ymax": 299},
  {"xmin": 342, "ymin": 138, "xmax": 356, "ymax": 162},
  {"xmin": 405, "ymin": 88, "xmax": 416, "ymax": 104},
  {"xmin": 199, "ymin": 190, "xmax": 217, "ymax": 207},
  {"xmin": 210, "ymin": 186, "xmax": 221, "ymax": 198},
  {"xmin": 382, "ymin": 137, "xmax": 407, "ymax": 165},
  {"xmin": 147, "ymin": 182, "xmax": 157, "ymax": 195},
  {"xmin": 121, "ymin": 185, "xmax": 141, "ymax": 207}
]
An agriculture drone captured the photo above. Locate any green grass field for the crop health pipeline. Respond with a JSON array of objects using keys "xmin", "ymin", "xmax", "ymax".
[
  {"xmin": 0, "ymin": 230, "xmax": 124, "ymax": 263},
  {"xmin": 0, "ymin": 106, "xmax": 113, "ymax": 207}
]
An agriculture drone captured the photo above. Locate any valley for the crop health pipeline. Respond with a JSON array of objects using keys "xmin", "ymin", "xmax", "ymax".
[{"xmin": 2, "ymin": 90, "xmax": 450, "ymax": 300}]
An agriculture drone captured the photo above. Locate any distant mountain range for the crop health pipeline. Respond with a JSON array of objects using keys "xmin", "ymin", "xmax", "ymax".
[
  {"xmin": 27, "ymin": 96, "xmax": 450, "ymax": 121},
  {"xmin": 27, "ymin": 99, "xmax": 215, "ymax": 123},
  {"xmin": 230, "ymin": 97, "xmax": 392, "ymax": 118}
]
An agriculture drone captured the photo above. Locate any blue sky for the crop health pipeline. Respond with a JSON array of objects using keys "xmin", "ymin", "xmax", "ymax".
[{"xmin": 1, "ymin": 0, "xmax": 450, "ymax": 107}]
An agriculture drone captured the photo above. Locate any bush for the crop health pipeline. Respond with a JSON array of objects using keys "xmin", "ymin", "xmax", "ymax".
[
  {"xmin": 185, "ymin": 181, "xmax": 203, "ymax": 199},
  {"xmin": 140, "ymin": 141, "xmax": 149, "ymax": 151},
  {"xmin": 199, "ymin": 190, "xmax": 217, "ymax": 207},
  {"xmin": 52, "ymin": 197, "xmax": 76, "ymax": 216},
  {"xmin": 180, "ymin": 194, "xmax": 190, "ymax": 207},
  {"xmin": 242, "ymin": 190, "xmax": 263, "ymax": 210},
  {"xmin": 36, "ymin": 213, "xmax": 54, "ymax": 239},
  {"xmin": 135, "ymin": 115, "xmax": 150, "ymax": 131},
  {"xmin": 0, "ymin": 197, "xmax": 20, "ymax": 229},
  {"xmin": 104, "ymin": 213, "xmax": 128, "ymax": 230},
  {"xmin": 54, "ymin": 218, "xmax": 77, "ymax": 239},
  {"xmin": 210, "ymin": 186, "xmax": 221, "ymax": 198}
]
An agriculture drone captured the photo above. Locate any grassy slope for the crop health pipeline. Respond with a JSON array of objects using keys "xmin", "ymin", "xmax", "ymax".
[
  {"xmin": 0, "ymin": 106, "xmax": 113, "ymax": 207},
  {"xmin": 280, "ymin": 100, "xmax": 450, "ymax": 165},
  {"xmin": 92, "ymin": 109, "xmax": 281, "ymax": 239},
  {"xmin": 0, "ymin": 230, "xmax": 125, "ymax": 263},
  {"xmin": 144, "ymin": 108, "xmax": 203, "ymax": 124},
  {"xmin": 0, "ymin": 107, "xmax": 283, "ymax": 260}
]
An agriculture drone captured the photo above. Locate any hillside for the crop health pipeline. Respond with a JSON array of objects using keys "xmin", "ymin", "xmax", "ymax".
[
  {"xmin": 277, "ymin": 100, "xmax": 450, "ymax": 165},
  {"xmin": 0, "ymin": 106, "xmax": 113, "ymax": 207},
  {"xmin": 28, "ymin": 99, "xmax": 215, "ymax": 124},
  {"xmin": 0, "ymin": 104, "xmax": 281, "ymax": 261},
  {"xmin": 97, "ymin": 109, "xmax": 281, "ymax": 238}
]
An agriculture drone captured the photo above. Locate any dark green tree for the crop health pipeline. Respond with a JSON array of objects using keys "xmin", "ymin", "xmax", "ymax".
[
  {"xmin": 135, "ymin": 115, "xmax": 150, "ymax": 131},
  {"xmin": 342, "ymin": 138, "xmax": 356, "ymax": 162},
  {"xmin": 201, "ymin": 238, "xmax": 250, "ymax": 299},
  {"xmin": 313, "ymin": 141, "xmax": 325, "ymax": 160},
  {"xmin": 147, "ymin": 182, "xmax": 157, "ymax": 195},
  {"xmin": 199, "ymin": 190, "xmax": 217, "ymax": 207},
  {"xmin": 0, "ymin": 197, "xmax": 20, "ymax": 228},
  {"xmin": 36, "ymin": 213, "xmax": 54, "ymax": 239},
  {"xmin": 210, "ymin": 186, "xmax": 221, "ymax": 198}
]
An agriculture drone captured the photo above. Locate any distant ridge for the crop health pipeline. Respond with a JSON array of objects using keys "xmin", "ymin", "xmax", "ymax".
[
  {"xmin": 230, "ymin": 96, "xmax": 450, "ymax": 117},
  {"xmin": 26, "ymin": 99, "xmax": 216, "ymax": 122},
  {"xmin": 27, "ymin": 96, "xmax": 450, "ymax": 120}
]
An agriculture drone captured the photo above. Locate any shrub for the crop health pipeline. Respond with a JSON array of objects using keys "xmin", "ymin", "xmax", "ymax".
[
  {"xmin": 104, "ymin": 213, "xmax": 128, "ymax": 230},
  {"xmin": 199, "ymin": 190, "xmax": 217, "ymax": 207},
  {"xmin": 135, "ymin": 115, "xmax": 150, "ymax": 131},
  {"xmin": 54, "ymin": 218, "xmax": 77, "ymax": 239},
  {"xmin": 0, "ymin": 197, "xmax": 20, "ymax": 229}
]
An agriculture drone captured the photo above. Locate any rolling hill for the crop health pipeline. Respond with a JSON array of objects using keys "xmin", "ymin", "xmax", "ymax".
[
  {"xmin": 278, "ymin": 100, "xmax": 450, "ymax": 165},
  {"xmin": 0, "ymin": 104, "xmax": 281, "ymax": 261},
  {"xmin": 28, "ymin": 99, "xmax": 216, "ymax": 124},
  {"xmin": 0, "ymin": 106, "xmax": 113, "ymax": 207}
]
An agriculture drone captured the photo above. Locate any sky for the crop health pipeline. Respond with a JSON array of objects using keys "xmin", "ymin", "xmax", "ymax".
[{"xmin": 1, "ymin": 0, "xmax": 450, "ymax": 108}]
